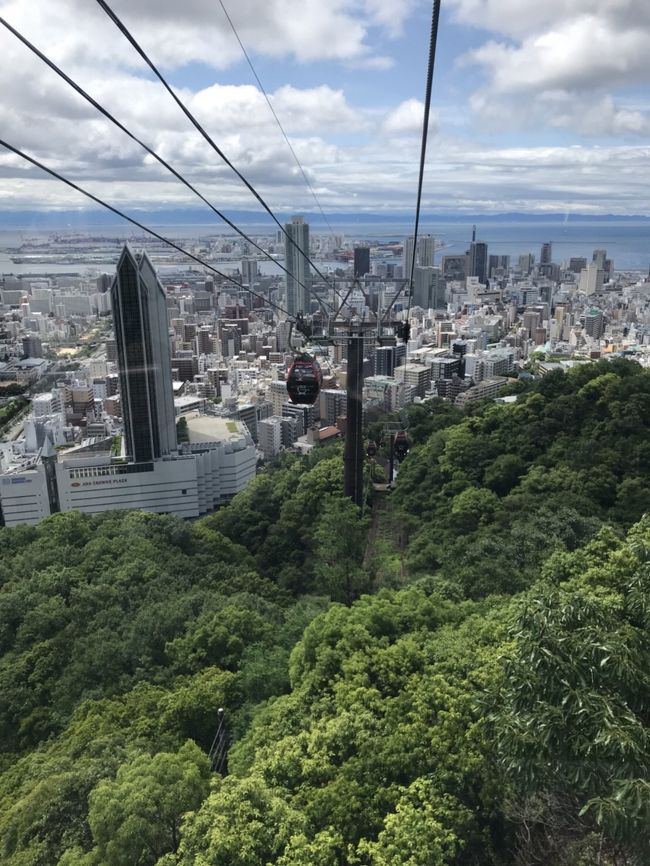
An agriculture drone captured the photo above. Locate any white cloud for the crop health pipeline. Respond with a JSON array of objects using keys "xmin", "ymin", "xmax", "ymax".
[
  {"xmin": 363, "ymin": 0, "xmax": 417, "ymax": 37},
  {"xmin": 466, "ymin": 17, "xmax": 649, "ymax": 94},
  {"xmin": 381, "ymin": 99, "xmax": 438, "ymax": 137},
  {"xmin": 4, "ymin": 123, "xmax": 650, "ymax": 216},
  {"xmin": 448, "ymin": 0, "xmax": 650, "ymax": 40},
  {"xmin": 0, "ymin": 0, "xmax": 403, "ymax": 70},
  {"xmin": 2, "ymin": 0, "xmax": 650, "ymax": 216},
  {"xmin": 452, "ymin": 0, "xmax": 650, "ymax": 138},
  {"xmin": 269, "ymin": 86, "xmax": 366, "ymax": 133}
]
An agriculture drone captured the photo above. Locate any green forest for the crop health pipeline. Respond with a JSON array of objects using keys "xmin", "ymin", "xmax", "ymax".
[{"xmin": 1, "ymin": 358, "xmax": 650, "ymax": 865}]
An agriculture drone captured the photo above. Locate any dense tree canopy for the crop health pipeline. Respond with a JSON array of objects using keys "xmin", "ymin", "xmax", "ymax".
[{"xmin": 1, "ymin": 359, "xmax": 650, "ymax": 865}]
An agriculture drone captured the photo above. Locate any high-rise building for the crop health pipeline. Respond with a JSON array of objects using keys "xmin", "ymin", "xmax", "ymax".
[
  {"xmin": 569, "ymin": 257, "xmax": 587, "ymax": 274},
  {"xmin": 111, "ymin": 245, "xmax": 177, "ymax": 463},
  {"xmin": 258, "ymin": 416, "xmax": 283, "ymax": 459},
  {"xmin": 467, "ymin": 227, "xmax": 488, "ymax": 283},
  {"xmin": 412, "ymin": 266, "xmax": 446, "ymax": 309},
  {"xmin": 22, "ymin": 335, "xmax": 43, "ymax": 358},
  {"xmin": 441, "ymin": 255, "xmax": 467, "ymax": 281},
  {"xmin": 354, "ymin": 246, "xmax": 370, "ymax": 278},
  {"xmin": 523, "ymin": 310, "xmax": 541, "ymax": 339},
  {"xmin": 584, "ymin": 308, "xmax": 604, "ymax": 340},
  {"xmin": 285, "ymin": 216, "xmax": 310, "ymax": 316},
  {"xmin": 592, "ymin": 248, "xmax": 613, "ymax": 277},
  {"xmin": 241, "ymin": 257, "xmax": 258, "ymax": 288},
  {"xmin": 488, "ymin": 255, "xmax": 510, "ymax": 277},
  {"xmin": 538, "ymin": 242, "xmax": 554, "ymax": 277},
  {"xmin": 404, "ymin": 234, "xmax": 434, "ymax": 281},
  {"xmin": 320, "ymin": 389, "xmax": 347, "ymax": 426},
  {"xmin": 592, "ymin": 249, "xmax": 607, "ymax": 269},
  {"xmin": 518, "ymin": 253, "xmax": 534, "ymax": 273},
  {"xmin": 196, "ymin": 327, "xmax": 214, "ymax": 355},
  {"xmin": 579, "ymin": 263, "xmax": 604, "ymax": 296},
  {"xmin": 375, "ymin": 346, "xmax": 396, "ymax": 377},
  {"xmin": 395, "ymin": 363, "xmax": 432, "ymax": 398}
]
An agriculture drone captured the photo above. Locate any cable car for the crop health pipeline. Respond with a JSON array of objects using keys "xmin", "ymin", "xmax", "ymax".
[
  {"xmin": 286, "ymin": 353, "xmax": 323, "ymax": 405},
  {"xmin": 366, "ymin": 440, "xmax": 378, "ymax": 458},
  {"xmin": 393, "ymin": 431, "xmax": 410, "ymax": 461}
]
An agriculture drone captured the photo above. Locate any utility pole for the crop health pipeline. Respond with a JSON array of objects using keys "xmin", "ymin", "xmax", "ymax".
[{"xmin": 343, "ymin": 331, "xmax": 364, "ymax": 508}]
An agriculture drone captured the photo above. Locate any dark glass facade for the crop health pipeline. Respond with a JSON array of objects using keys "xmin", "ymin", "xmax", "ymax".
[{"xmin": 112, "ymin": 247, "xmax": 176, "ymax": 463}]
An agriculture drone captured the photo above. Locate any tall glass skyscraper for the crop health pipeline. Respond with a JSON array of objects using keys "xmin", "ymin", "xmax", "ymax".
[
  {"xmin": 111, "ymin": 246, "xmax": 177, "ymax": 463},
  {"xmin": 284, "ymin": 215, "xmax": 310, "ymax": 316},
  {"xmin": 467, "ymin": 227, "xmax": 488, "ymax": 284}
]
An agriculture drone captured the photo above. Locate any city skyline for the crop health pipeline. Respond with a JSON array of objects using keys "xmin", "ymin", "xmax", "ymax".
[{"xmin": 0, "ymin": 1, "xmax": 649, "ymax": 217}]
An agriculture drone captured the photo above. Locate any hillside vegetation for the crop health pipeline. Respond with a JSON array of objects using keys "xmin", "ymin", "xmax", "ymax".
[{"xmin": 1, "ymin": 358, "xmax": 649, "ymax": 866}]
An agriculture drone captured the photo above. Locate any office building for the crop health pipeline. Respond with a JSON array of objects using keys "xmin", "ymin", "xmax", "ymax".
[
  {"xmin": 523, "ymin": 310, "xmax": 541, "ymax": 339},
  {"xmin": 430, "ymin": 356, "xmax": 461, "ymax": 380},
  {"xmin": 22, "ymin": 335, "xmax": 43, "ymax": 358},
  {"xmin": 320, "ymin": 389, "xmax": 347, "ymax": 426},
  {"xmin": 488, "ymin": 255, "xmax": 510, "ymax": 277},
  {"xmin": 196, "ymin": 327, "xmax": 214, "ymax": 355},
  {"xmin": 584, "ymin": 308, "xmax": 605, "ymax": 340},
  {"xmin": 592, "ymin": 249, "xmax": 607, "ymax": 269},
  {"xmin": 395, "ymin": 363, "xmax": 432, "ymax": 399},
  {"xmin": 285, "ymin": 216, "xmax": 310, "ymax": 316},
  {"xmin": 518, "ymin": 253, "xmax": 534, "ymax": 273},
  {"xmin": 282, "ymin": 402, "xmax": 312, "ymax": 435},
  {"xmin": 404, "ymin": 234, "xmax": 434, "ymax": 281},
  {"xmin": 354, "ymin": 246, "xmax": 370, "ymax": 278},
  {"xmin": 467, "ymin": 227, "xmax": 488, "ymax": 283},
  {"xmin": 455, "ymin": 377, "xmax": 508, "ymax": 405},
  {"xmin": 569, "ymin": 257, "xmax": 587, "ymax": 274},
  {"xmin": 112, "ymin": 246, "xmax": 177, "ymax": 462},
  {"xmin": 258, "ymin": 416, "xmax": 283, "ymax": 459},
  {"xmin": 105, "ymin": 337, "xmax": 117, "ymax": 364},
  {"xmin": 241, "ymin": 257, "xmax": 258, "ymax": 288},
  {"xmin": 592, "ymin": 248, "xmax": 613, "ymax": 277},
  {"xmin": 579, "ymin": 263, "xmax": 604, "ymax": 296},
  {"xmin": 375, "ymin": 346, "xmax": 396, "ymax": 377},
  {"xmin": 540, "ymin": 242, "xmax": 552, "ymax": 266},
  {"xmin": 280, "ymin": 416, "xmax": 299, "ymax": 449},
  {"xmin": 442, "ymin": 255, "xmax": 467, "ymax": 281},
  {"xmin": 363, "ymin": 376, "xmax": 406, "ymax": 412},
  {"xmin": 413, "ymin": 267, "xmax": 446, "ymax": 310}
]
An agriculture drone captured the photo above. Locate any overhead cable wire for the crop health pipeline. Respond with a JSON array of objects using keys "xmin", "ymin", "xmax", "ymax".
[
  {"xmin": 0, "ymin": 139, "xmax": 295, "ymax": 319},
  {"xmin": 0, "ymin": 14, "xmax": 317, "ymax": 310},
  {"xmin": 406, "ymin": 0, "xmax": 441, "ymax": 322},
  {"xmin": 93, "ymin": 0, "xmax": 342, "ymax": 311},
  {"xmin": 216, "ymin": 0, "xmax": 337, "ymax": 243}
]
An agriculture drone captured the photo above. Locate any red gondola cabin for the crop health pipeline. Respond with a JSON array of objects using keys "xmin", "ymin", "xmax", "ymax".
[{"xmin": 286, "ymin": 353, "xmax": 323, "ymax": 405}]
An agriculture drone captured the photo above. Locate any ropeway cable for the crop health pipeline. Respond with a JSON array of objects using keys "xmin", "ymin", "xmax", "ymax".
[{"xmin": 406, "ymin": 0, "xmax": 442, "ymax": 324}]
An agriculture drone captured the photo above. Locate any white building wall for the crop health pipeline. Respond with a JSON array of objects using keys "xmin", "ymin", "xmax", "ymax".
[
  {"xmin": 55, "ymin": 457, "xmax": 200, "ymax": 519},
  {"xmin": 0, "ymin": 467, "xmax": 51, "ymax": 526},
  {"xmin": 219, "ymin": 444, "xmax": 257, "ymax": 500},
  {"xmin": 1, "ymin": 436, "xmax": 257, "ymax": 526},
  {"xmin": 258, "ymin": 418, "xmax": 282, "ymax": 458}
]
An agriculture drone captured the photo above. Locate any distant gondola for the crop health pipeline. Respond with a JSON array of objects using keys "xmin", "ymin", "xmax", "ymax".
[
  {"xmin": 366, "ymin": 440, "xmax": 378, "ymax": 458},
  {"xmin": 286, "ymin": 353, "xmax": 323, "ymax": 405},
  {"xmin": 393, "ymin": 431, "xmax": 409, "ymax": 461}
]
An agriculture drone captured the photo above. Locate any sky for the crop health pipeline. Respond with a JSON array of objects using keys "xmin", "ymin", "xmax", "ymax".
[{"xmin": 1, "ymin": 0, "xmax": 650, "ymax": 218}]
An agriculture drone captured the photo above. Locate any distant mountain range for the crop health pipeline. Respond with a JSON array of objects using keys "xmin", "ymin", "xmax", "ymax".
[{"xmin": 0, "ymin": 209, "xmax": 649, "ymax": 229}]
